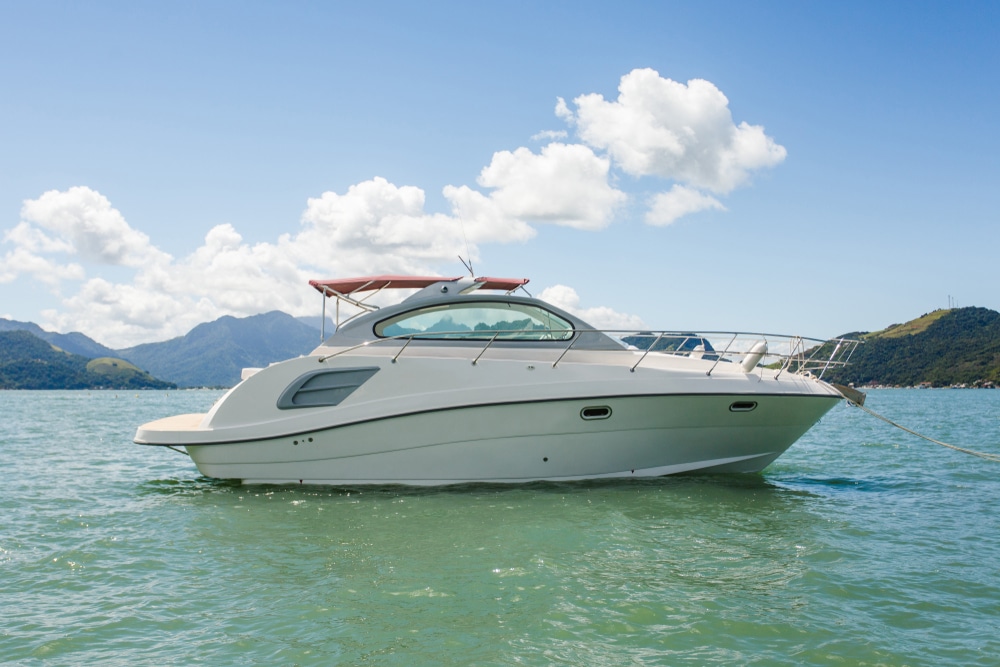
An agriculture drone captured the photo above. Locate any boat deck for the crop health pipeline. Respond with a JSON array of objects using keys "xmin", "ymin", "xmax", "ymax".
[{"xmin": 135, "ymin": 413, "xmax": 206, "ymax": 442}]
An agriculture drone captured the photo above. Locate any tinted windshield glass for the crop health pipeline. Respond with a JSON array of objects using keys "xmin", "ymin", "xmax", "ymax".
[{"xmin": 375, "ymin": 302, "xmax": 574, "ymax": 340}]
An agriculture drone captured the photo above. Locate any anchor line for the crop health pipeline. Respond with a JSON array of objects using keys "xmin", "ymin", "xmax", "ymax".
[{"xmin": 835, "ymin": 390, "xmax": 1000, "ymax": 463}]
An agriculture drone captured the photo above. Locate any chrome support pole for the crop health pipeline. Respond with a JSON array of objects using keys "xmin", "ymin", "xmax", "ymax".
[
  {"xmin": 321, "ymin": 292, "xmax": 327, "ymax": 341},
  {"xmin": 551, "ymin": 333, "xmax": 579, "ymax": 368},
  {"xmin": 706, "ymin": 333, "xmax": 738, "ymax": 377},
  {"xmin": 391, "ymin": 337, "xmax": 414, "ymax": 363},
  {"xmin": 630, "ymin": 332, "xmax": 664, "ymax": 373},
  {"xmin": 472, "ymin": 332, "xmax": 501, "ymax": 366},
  {"xmin": 819, "ymin": 339, "xmax": 843, "ymax": 380}
]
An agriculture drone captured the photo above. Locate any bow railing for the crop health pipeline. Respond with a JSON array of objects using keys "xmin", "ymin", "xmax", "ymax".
[{"xmin": 317, "ymin": 328, "xmax": 861, "ymax": 380}]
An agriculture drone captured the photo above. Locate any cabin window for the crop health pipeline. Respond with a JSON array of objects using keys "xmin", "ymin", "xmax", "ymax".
[{"xmin": 374, "ymin": 302, "xmax": 574, "ymax": 341}]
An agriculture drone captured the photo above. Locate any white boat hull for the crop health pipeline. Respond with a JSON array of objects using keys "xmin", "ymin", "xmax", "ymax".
[
  {"xmin": 137, "ymin": 314, "xmax": 853, "ymax": 486},
  {"xmin": 181, "ymin": 393, "xmax": 838, "ymax": 485}
]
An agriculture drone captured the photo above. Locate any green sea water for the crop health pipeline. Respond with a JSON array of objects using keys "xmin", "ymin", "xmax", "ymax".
[{"xmin": 2, "ymin": 389, "xmax": 999, "ymax": 666}]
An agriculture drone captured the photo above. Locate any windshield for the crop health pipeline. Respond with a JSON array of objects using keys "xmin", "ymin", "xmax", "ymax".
[{"xmin": 374, "ymin": 301, "xmax": 574, "ymax": 341}]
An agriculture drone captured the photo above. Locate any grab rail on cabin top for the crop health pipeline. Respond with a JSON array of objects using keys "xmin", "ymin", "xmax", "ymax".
[{"xmin": 318, "ymin": 329, "xmax": 862, "ymax": 380}]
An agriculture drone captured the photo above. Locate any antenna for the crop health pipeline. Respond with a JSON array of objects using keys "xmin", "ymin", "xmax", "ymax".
[{"xmin": 457, "ymin": 214, "xmax": 474, "ymax": 277}]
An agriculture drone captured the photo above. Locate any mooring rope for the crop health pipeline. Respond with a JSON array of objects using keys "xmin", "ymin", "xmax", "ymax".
[{"xmin": 836, "ymin": 390, "xmax": 1000, "ymax": 463}]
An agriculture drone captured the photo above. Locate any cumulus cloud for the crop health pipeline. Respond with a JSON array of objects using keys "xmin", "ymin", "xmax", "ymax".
[
  {"xmin": 476, "ymin": 143, "xmax": 626, "ymax": 231},
  {"xmin": 4, "ymin": 221, "xmax": 76, "ymax": 254},
  {"xmin": 20, "ymin": 186, "xmax": 171, "ymax": 267},
  {"xmin": 551, "ymin": 68, "xmax": 786, "ymax": 225},
  {"xmin": 531, "ymin": 129, "xmax": 568, "ymax": 141},
  {"xmin": 0, "ymin": 246, "xmax": 85, "ymax": 287},
  {"xmin": 8, "ymin": 180, "xmax": 484, "ymax": 345},
  {"xmin": 43, "ymin": 278, "xmax": 202, "ymax": 347},
  {"xmin": 562, "ymin": 68, "xmax": 787, "ymax": 194},
  {"xmin": 3, "ymin": 174, "xmax": 627, "ymax": 346},
  {"xmin": 300, "ymin": 177, "xmax": 491, "ymax": 268},
  {"xmin": 539, "ymin": 284, "xmax": 646, "ymax": 331},
  {"xmin": 2, "ymin": 69, "xmax": 784, "ymax": 345},
  {"xmin": 555, "ymin": 97, "xmax": 574, "ymax": 123},
  {"xmin": 645, "ymin": 185, "xmax": 726, "ymax": 226}
]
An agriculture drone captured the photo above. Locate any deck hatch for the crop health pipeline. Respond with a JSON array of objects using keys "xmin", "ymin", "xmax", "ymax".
[{"xmin": 277, "ymin": 367, "xmax": 380, "ymax": 409}]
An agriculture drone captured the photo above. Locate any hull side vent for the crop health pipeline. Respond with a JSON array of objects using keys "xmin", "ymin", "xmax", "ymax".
[{"xmin": 277, "ymin": 367, "xmax": 380, "ymax": 409}]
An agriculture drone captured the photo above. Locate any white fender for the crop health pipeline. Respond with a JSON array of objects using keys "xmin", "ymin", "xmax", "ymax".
[{"xmin": 741, "ymin": 341, "xmax": 768, "ymax": 373}]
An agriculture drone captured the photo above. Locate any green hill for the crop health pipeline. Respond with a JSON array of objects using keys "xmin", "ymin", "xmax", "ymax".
[
  {"xmin": 0, "ymin": 331, "xmax": 175, "ymax": 390},
  {"xmin": 0, "ymin": 317, "xmax": 118, "ymax": 358},
  {"xmin": 822, "ymin": 307, "xmax": 1000, "ymax": 388},
  {"xmin": 118, "ymin": 311, "xmax": 323, "ymax": 387}
]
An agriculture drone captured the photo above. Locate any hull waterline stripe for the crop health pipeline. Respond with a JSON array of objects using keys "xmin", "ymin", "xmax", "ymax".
[{"xmin": 143, "ymin": 391, "xmax": 842, "ymax": 447}]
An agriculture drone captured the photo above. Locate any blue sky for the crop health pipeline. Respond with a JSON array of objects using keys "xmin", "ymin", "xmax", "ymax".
[{"xmin": 2, "ymin": 1, "xmax": 998, "ymax": 347}]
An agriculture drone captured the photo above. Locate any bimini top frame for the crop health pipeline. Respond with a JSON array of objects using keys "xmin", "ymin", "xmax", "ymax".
[{"xmin": 308, "ymin": 275, "xmax": 531, "ymax": 338}]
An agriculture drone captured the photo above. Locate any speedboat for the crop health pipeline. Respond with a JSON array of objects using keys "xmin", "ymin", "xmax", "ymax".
[{"xmin": 135, "ymin": 275, "xmax": 861, "ymax": 485}]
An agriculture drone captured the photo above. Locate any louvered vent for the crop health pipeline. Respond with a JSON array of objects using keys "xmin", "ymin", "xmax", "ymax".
[{"xmin": 276, "ymin": 367, "xmax": 380, "ymax": 409}]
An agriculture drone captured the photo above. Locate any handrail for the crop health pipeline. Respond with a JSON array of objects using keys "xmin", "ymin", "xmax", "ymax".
[{"xmin": 317, "ymin": 327, "xmax": 862, "ymax": 378}]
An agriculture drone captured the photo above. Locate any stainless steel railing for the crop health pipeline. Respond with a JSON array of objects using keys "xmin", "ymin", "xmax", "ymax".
[{"xmin": 318, "ymin": 328, "xmax": 861, "ymax": 380}]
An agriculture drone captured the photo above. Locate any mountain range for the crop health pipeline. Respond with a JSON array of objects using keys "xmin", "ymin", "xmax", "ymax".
[
  {"xmin": 1, "ymin": 312, "xmax": 327, "ymax": 389},
  {"xmin": 118, "ymin": 311, "xmax": 325, "ymax": 388},
  {"xmin": 1, "ymin": 306, "xmax": 998, "ymax": 390},
  {"xmin": 0, "ymin": 318, "xmax": 118, "ymax": 358}
]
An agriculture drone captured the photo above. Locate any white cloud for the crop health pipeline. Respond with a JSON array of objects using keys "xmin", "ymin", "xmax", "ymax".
[
  {"xmin": 2, "ymin": 69, "xmax": 786, "ymax": 345},
  {"xmin": 20, "ymin": 186, "xmax": 171, "ymax": 267},
  {"xmin": 539, "ymin": 284, "xmax": 646, "ymax": 331},
  {"xmin": 555, "ymin": 97, "xmax": 573, "ymax": 123},
  {"xmin": 298, "ymin": 177, "xmax": 515, "ymax": 273},
  {"xmin": 44, "ymin": 278, "xmax": 200, "ymax": 345},
  {"xmin": 4, "ymin": 221, "xmax": 75, "ymax": 254},
  {"xmin": 562, "ymin": 68, "xmax": 786, "ymax": 195},
  {"xmin": 645, "ymin": 185, "xmax": 726, "ymax": 226},
  {"xmin": 8, "ymin": 173, "xmax": 624, "ymax": 346},
  {"xmin": 0, "ymin": 246, "xmax": 85, "ymax": 287},
  {"xmin": 531, "ymin": 129, "xmax": 568, "ymax": 141},
  {"xmin": 476, "ymin": 143, "xmax": 626, "ymax": 231},
  {"xmin": 442, "ymin": 185, "xmax": 537, "ymax": 245}
]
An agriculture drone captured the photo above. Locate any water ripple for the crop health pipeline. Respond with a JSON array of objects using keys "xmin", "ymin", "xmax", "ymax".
[{"xmin": 2, "ymin": 389, "xmax": 1000, "ymax": 665}]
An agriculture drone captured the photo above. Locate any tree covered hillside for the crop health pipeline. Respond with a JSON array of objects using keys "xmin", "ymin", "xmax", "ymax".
[
  {"xmin": 0, "ymin": 330, "xmax": 175, "ymax": 390},
  {"xmin": 823, "ymin": 307, "xmax": 1000, "ymax": 387}
]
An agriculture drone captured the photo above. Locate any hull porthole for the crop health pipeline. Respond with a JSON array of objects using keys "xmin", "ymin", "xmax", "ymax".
[{"xmin": 581, "ymin": 406, "xmax": 612, "ymax": 420}]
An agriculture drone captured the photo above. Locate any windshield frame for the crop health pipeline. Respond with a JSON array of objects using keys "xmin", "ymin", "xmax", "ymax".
[{"xmin": 372, "ymin": 300, "xmax": 575, "ymax": 341}]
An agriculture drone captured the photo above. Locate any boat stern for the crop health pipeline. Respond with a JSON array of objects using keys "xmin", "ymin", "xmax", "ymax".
[{"xmin": 134, "ymin": 413, "xmax": 208, "ymax": 445}]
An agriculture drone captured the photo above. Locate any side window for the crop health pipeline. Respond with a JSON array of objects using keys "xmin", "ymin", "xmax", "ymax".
[{"xmin": 375, "ymin": 302, "xmax": 573, "ymax": 340}]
